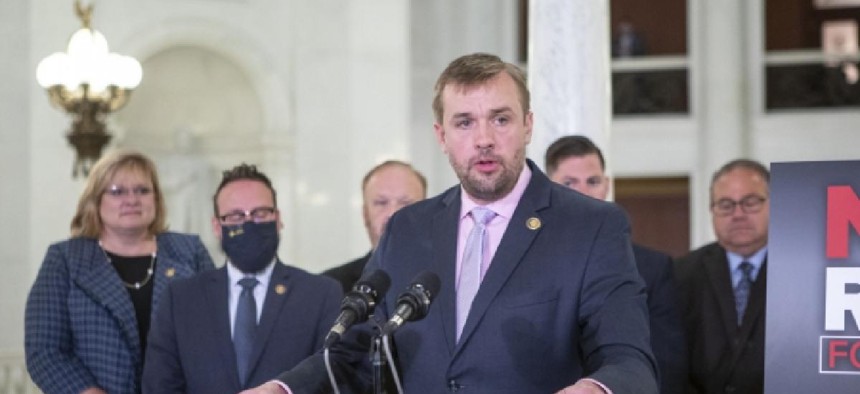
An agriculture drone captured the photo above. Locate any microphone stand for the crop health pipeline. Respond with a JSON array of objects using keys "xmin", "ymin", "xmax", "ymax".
[{"xmin": 370, "ymin": 333, "xmax": 387, "ymax": 394}]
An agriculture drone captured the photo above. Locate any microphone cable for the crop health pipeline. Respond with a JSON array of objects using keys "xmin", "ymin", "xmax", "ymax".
[
  {"xmin": 324, "ymin": 346, "xmax": 341, "ymax": 394},
  {"xmin": 382, "ymin": 333, "xmax": 405, "ymax": 394}
]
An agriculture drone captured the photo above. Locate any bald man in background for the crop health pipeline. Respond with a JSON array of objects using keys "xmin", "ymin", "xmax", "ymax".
[{"xmin": 323, "ymin": 160, "xmax": 427, "ymax": 292}]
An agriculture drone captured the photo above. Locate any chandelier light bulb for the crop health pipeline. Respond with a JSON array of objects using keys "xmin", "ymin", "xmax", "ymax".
[
  {"xmin": 67, "ymin": 28, "xmax": 109, "ymax": 56},
  {"xmin": 36, "ymin": 53, "xmax": 69, "ymax": 88},
  {"xmin": 111, "ymin": 54, "xmax": 143, "ymax": 89}
]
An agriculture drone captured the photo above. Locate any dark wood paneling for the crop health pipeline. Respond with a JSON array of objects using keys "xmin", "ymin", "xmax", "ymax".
[
  {"xmin": 766, "ymin": 0, "xmax": 860, "ymax": 50},
  {"xmin": 615, "ymin": 177, "xmax": 690, "ymax": 259},
  {"xmin": 610, "ymin": 0, "xmax": 688, "ymax": 55}
]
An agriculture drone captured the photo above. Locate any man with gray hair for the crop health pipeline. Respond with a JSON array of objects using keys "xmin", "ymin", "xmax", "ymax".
[{"xmin": 675, "ymin": 159, "xmax": 770, "ymax": 394}]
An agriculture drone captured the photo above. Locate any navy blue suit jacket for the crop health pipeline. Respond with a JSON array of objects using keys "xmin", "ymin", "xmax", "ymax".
[
  {"xmin": 25, "ymin": 233, "xmax": 214, "ymax": 394},
  {"xmin": 142, "ymin": 260, "xmax": 343, "ymax": 394},
  {"xmin": 280, "ymin": 160, "xmax": 658, "ymax": 393},
  {"xmin": 632, "ymin": 244, "xmax": 687, "ymax": 394}
]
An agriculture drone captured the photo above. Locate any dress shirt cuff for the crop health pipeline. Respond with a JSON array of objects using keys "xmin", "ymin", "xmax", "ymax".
[
  {"xmin": 270, "ymin": 380, "xmax": 292, "ymax": 394},
  {"xmin": 582, "ymin": 377, "xmax": 613, "ymax": 394}
]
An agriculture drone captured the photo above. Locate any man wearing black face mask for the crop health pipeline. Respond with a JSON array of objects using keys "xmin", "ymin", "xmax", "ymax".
[{"xmin": 142, "ymin": 164, "xmax": 345, "ymax": 394}]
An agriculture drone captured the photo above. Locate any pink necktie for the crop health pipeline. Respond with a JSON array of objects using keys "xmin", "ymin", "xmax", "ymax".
[{"xmin": 456, "ymin": 207, "xmax": 496, "ymax": 342}]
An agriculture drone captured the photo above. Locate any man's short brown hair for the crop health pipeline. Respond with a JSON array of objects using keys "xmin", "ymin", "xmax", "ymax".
[
  {"xmin": 213, "ymin": 164, "xmax": 277, "ymax": 216},
  {"xmin": 432, "ymin": 53, "xmax": 530, "ymax": 124}
]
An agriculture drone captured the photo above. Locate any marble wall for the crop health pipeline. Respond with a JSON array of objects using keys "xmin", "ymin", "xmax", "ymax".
[{"xmin": 0, "ymin": 0, "xmax": 32, "ymax": 353}]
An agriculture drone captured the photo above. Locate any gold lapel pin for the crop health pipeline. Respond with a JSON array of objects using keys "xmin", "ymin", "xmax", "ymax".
[
  {"xmin": 526, "ymin": 217, "xmax": 541, "ymax": 230},
  {"xmin": 275, "ymin": 284, "xmax": 287, "ymax": 295},
  {"xmin": 165, "ymin": 268, "xmax": 176, "ymax": 278}
]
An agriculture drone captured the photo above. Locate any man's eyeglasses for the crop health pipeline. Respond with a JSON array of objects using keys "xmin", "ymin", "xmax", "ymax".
[
  {"xmin": 104, "ymin": 185, "xmax": 153, "ymax": 198},
  {"xmin": 711, "ymin": 195, "xmax": 767, "ymax": 217},
  {"xmin": 218, "ymin": 207, "xmax": 277, "ymax": 225}
]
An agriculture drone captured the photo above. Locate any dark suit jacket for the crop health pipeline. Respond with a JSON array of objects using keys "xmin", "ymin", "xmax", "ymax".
[
  {"xmin": 323, "ymin": 252, "xmax": 371, "ymax": 293},
  {"xmin": 142, "ymin": 260, "xmax": 343, "ymax": 394},
  {"xmin": 674, "ymin": 242, "xmax": 766, "ymax": 394},
  {"xmin": 633, "ymin": 244, "xmax": 687, "ymax": 394},
  {"xmin": 25, "ymin": 233, "xmax": 214, "ymax": 394},
  {"xmin": 280, "ymin": 160, "xmax": 657, "ymax": 393}
]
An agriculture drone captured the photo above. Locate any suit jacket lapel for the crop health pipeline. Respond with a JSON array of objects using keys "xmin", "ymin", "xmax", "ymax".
[
  {"xmin": 704, "ymin": 248, "xmax": 741, "ymax": 339},
  {"xmin": 432, "ymin": 189, "xmax": 462, "ymax": 355},
  {"xmin": 151, "ymin": 234, "xmax": 198, "ymax": 320},
  {"xmin": 246, "ymin": 262, "xmax": 292, "ymax": 380},
  {"xmin": 71, "ymin": 238, "xmax": 142, "ymax": 365},
  {"xmin": 206, "ymin": 267, "xmax": 242, "ymax": 386},
  {"xmin": 456, "ymin": 164, "xmax": 549, "ymax": 351}
]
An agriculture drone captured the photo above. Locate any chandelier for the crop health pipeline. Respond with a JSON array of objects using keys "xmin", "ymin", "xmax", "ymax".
[{"xmin": 36, "ymin": 0, "xmax": 142, "ymax": 177}]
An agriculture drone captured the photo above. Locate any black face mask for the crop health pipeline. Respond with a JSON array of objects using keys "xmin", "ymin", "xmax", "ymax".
[{"xmin": 221, "ymin": 220, "xmax": 279, "ymax": 273}]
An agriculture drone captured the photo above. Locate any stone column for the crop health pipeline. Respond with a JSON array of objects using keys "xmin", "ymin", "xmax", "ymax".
[
  {"xmin": 690, "ymin": 0, "xmax": 749, "ymax": 245},
  {"xmin": 526, "ymin": 0, "xmax": 612, "ymax": 171}
]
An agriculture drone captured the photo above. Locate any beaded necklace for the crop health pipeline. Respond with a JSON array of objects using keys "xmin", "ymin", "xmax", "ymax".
[{"xmin": 99, "ymin": 241, "xmax": 157, "ymax": 290}]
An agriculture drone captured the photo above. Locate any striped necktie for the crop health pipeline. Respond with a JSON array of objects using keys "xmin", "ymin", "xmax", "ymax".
[{"xmin": 734, "ymin": 262, "xmax": 754, "ymax": 326}]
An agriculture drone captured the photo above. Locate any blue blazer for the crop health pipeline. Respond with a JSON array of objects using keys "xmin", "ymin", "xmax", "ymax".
[
  {"xmin": 142, "ymin": 261, "xmax": 343, "ymax": 394},
  {"xmin": 25, "ymin": 232, "xmax": 214, "ymax": 394},
  {"xmin": 281, "ymin": 160, "xmax": 658, "ymax": 393}
]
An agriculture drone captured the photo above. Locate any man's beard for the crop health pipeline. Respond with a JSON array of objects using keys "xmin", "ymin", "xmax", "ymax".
[{"xmin": 451, "ymin": 147, "xmax": 525, "ymax": 203}]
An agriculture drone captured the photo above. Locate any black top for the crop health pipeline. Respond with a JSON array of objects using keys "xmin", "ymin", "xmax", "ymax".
[
  {"xmin": 321, "ymin": 252, "xmax": 371, "ymax": 293},
  {"xmin": 106, "ymin": 251, "xmax": 156, "ymax": 357}
]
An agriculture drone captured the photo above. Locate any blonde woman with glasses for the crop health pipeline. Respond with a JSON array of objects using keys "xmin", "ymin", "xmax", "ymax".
[{"xmin": 25, "ymin": 150, "xmax": 214, "ymax": 394}]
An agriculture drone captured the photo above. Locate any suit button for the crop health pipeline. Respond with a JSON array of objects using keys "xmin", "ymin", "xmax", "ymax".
[
  {"xmin": 725, "ymin": 385, "xmax": 736, "ymax": 393},
  {"xmin": 448, "ymin": 380, "xmax": 461, "ymax": 391}
]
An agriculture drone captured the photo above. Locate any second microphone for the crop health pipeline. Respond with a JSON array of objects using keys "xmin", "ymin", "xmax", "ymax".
[
  {"xmin": 380, "ymin": 271, "xmax": 441, "ymax": 336},
  {"xmin": 323, "ymin": 269, "xmax": 391, "ymax": 348}
]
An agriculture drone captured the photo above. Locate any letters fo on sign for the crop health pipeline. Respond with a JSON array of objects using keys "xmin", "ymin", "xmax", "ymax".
[{"xmin": 821, "ymin": 185, "xmax": 860, "ymax": 374}]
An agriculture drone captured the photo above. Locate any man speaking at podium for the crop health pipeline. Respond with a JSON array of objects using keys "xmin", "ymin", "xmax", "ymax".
[{"xmin": 245, "ymin": 53, "xmax": 657, "ymax": 394}]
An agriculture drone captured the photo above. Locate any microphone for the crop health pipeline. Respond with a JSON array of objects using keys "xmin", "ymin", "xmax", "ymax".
[
  {"xmin": 380, "ymin": 271, "xmax": 441, "ymax": 336},
  {"xmin": 324, "ymin": 269, "xmax": 391, "ymax": 348}
]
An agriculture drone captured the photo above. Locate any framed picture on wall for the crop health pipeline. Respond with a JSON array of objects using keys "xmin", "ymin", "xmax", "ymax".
[{"xmin": 822, "ymin": 20, "xmax": 858, "ymax": 61}]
